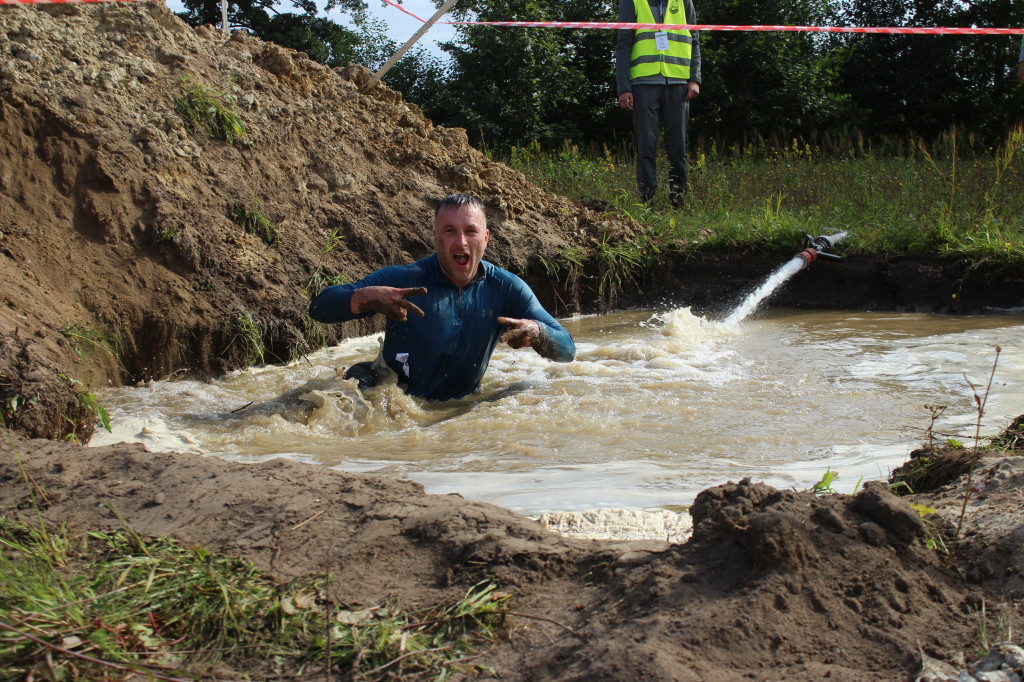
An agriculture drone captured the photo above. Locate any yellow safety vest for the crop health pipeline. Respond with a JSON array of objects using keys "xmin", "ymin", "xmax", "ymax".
[{"xmin": 629, "ymin": 0, "xmax": 692, "ymax": 81}]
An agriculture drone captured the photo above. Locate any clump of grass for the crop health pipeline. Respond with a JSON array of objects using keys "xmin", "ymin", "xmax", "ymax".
[
  {"xmin": 540, "ymin": 245, "xmax": 587, "ymax": 291},
  {"xmin": 318, "ymin": 581, "xmax": 508, "ymax": 676},
  {"xmin": 226, "ymin": 311, "xmax": 265, "ymax": 365},
  {"xmin": 153, "ymin": 221, "xmax": 180, "ymax": 244},
  {"xmin": 303, "ymin": 229, "xmax": 348, "ymax": 300},
  {"xmin": 231, "ymin": 201, "xmax": 280, "ymax": 247},
  {"xmin": 305, "ymin": 271, "xmax": 349, "ymax": 298},
  {"xmin": 507, "ymin": 139, "xmax": 626, "ymax": 201},
  {"xmin": 77, "ymin": 389, "xmax": 111, "ymax": 434},
  {"xmin": 989, "ymin": 414, "xmax": 1024, "ymax": 451},
  {"xmin": 889, "ymin": 446, "xmax": 973, "ymax": 496},
  {"xmin": 174, "ymin": 76, "xmax": 245, "ymax": 145},
  {"xmin": 59, "ymin": 320, "xmax": 121, "ymax": 366},
  {"xmin": 55, "ymin": 374, "xmax": 111, "ymax": 440},
  {"xmin": 975, "ymin": 600, "xmax": 1016, "ymax": 660},
  {"xmin": 595, "ymin": 233, "xmax": 646, "ymax": 303},
  {"xmin": 0, "ymin": 513, "xmax": 510, "ymax": 680}
]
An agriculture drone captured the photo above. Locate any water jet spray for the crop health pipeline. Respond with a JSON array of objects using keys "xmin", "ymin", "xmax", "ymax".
[{"xmin": 722, "ymin": 230, "xmax": 850, "ymax": 324}]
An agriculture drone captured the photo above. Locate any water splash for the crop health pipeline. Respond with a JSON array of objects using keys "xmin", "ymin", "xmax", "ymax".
[{"xmin": 723, "ymin": 256, "xmax": 805, "ymax": 325}]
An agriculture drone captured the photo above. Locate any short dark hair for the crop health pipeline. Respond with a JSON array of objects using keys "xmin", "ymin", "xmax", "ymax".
[{"xmin": 434, "ymin": 193, "xmax": 484, "ymax": 220}]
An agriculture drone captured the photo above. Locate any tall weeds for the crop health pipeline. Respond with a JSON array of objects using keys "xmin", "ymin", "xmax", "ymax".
[
  {"xmin": 498, "ymin": 126, "xmax": 1024, "ymax": 265},
  {"xmin": 946, "ymin": 345, "xmax": 1001, "ymax": 567}
]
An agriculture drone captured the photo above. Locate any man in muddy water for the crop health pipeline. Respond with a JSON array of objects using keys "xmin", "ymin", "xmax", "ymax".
[{"xmin": 308, "ymin": 193, "xmax": 576, "ymax": 401}]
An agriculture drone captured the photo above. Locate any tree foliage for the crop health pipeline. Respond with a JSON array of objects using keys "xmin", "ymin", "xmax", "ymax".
[
  {"xmin": 175, "ymin": 0, "xmax": 444, "ymax": 100},
  {"xmin": 175, "ymin": 0, "xmax": 1024, "ymax": 151},
  {"xmin": 696, "ymin": 0, "xmax": 857, "ymax": 145},
  {"xmin": 176, "ymin": 0, "xmax": 368, "ymax": 66},
  {"xmin": 427, "ymin": 0, "xmax": 625, "ymax": 150},
  {"xmin": 833, "ymin": 0, "xmax": 1024, "ymax": 142}
]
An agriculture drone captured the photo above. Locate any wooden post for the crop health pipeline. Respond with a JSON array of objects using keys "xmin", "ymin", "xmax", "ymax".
[
  {"xmin": 361, "ymin": 0, "xmax": 460, "ymax": 92},
  {"xmin": 221, "ymin": 0, "xmax": 229, "ymax": 38}
]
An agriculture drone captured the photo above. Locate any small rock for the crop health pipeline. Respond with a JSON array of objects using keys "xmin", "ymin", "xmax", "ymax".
[
  {"xmin": 1000, "ymin": 644, "xmax": 1024, "ymax": 669},
  {"xmin": 974, "ymin": 671, "xmax": 1022, "ymax": 682},
  {"xmin": 853, "ymin": 481, "xmax": 925, "ymax": 543},
  {"xmin": 915, "ymin": 653, "xmax": 960, "ymax": 682}
]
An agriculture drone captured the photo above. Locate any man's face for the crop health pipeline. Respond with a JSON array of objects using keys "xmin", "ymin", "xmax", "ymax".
[{"xmin": 434, "ymin": 204, "xmax": 489, "ymax": 287}]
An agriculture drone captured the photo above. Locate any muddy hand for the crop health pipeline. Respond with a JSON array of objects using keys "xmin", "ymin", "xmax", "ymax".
[
  {"xmin": 355, "ymin": 286, "xmax": 427, "ymax": 321},
  {"xmin": 498, "ymin": 316, "xmax": 545, "ymax": 353}
]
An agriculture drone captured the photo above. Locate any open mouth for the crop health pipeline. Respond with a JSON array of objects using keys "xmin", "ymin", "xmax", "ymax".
[{"xmin": 453, "ymin": 254, "xmax": 470, "ymax": 267}]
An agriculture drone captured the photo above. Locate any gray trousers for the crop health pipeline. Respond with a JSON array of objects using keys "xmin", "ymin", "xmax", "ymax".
[{"xmin": 632, "ymin": 84, "xmax": 690, "ymax": 201}]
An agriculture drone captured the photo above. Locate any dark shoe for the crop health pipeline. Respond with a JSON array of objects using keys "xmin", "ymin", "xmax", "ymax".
[
  {"xmin": 344, "ymin": 361, "xmax": 381, "ymax": 389},
  {"xmin": 669, "ymin": 184, "xmax": 686, "ymax": 209}
]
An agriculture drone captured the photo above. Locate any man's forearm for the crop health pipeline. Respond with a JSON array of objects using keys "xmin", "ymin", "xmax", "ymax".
[
  {"xmin": 309, "ymin": 284, "xmax": 360, "ymax": 324},
  {"xmin": 537, "ymin": 321, "xmax": 576, "ymax": 362}
]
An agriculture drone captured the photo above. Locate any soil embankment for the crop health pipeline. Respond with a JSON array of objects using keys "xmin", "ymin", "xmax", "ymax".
[
  {"xmin": 0, "ymin": 2, "xmax": 625, "ymax": 441},
  {"xmin": 1, "ymin": 5, "xmax": 1022, "ymax": 680}
]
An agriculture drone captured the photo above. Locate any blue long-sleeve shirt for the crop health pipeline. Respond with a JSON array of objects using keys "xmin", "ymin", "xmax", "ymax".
[{"xmin": 309, "ymin": 254, "xmax": 575, "ymax": 401}]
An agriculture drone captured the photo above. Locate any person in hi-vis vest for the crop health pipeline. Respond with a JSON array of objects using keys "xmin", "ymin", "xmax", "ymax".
[
  {"xmin": 615, "ymin": 0, "xmax": 701, "ymax": 208},
  {"xmin": 1018, "ymin": 35, "xmax": 1023, "ymax": 86}
]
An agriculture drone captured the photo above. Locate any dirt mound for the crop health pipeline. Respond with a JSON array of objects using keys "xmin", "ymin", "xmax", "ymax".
[
  {"xmin": 524, "ymin": 478, "xmax": 1002, "ymax": 681},
  {"xmin": 914, "ymin": 453, "xmax": 1024, "ymax": 601},
  {"xmin": 2, "ymin": 434, "xmax": 1020, "ymax": 680},
  {"xmin": 0, "ymin": 2, "xmax": 625, "ymax": 440}
]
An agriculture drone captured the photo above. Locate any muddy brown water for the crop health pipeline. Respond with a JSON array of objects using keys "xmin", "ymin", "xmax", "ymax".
[{"xmin": 91, "ymin": 308, "xmax": 1024, "ymax": 516}]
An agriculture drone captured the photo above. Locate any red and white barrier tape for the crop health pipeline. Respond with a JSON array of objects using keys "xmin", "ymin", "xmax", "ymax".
[
  {"xmin": 0, "ymin": 0, "xmax": 154, "ymax": 5},
  {"xmin": 384, "ymin": 0, "xmax": 428, "ymax": 24},
  {"xmin": 469, "ymin": 21, "xmax": 1024, "ymax": 35},
  {"xmin": 377, "ymin": 0, "xmax": 1024, "ymax": 36}
]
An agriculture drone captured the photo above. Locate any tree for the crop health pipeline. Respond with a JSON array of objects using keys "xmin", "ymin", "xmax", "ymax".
[
  {"xmin": 175, "ymin": 0, "xmax": 444, "ymax": 103},
  {"xmin": 176, "ymin": 0, "xmax": 369, "ymax": 65},
  {"xmin": 430, "ymin": 0, "xmax": 624, "ymax": 150},
  {"xmin": 834, "ymin": 0, "xmax": 1024, "ymax": 143},
  {"xmin": 694, "ymin": 0, "xmax": 856, "ymax": 147}
]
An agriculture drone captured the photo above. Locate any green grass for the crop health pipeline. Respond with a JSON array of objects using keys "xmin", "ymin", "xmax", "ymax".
[
  {"xmin": 153, "ymin": 221, "xmax": 180, "ymax": 245},
  {"xmin": 226, "ymin": 311, "xmax": 265, "ymax": 366},
  {"xmin": 0, "ymin": 513, "xmax": 510, "ymax": 680},
  {"xmin": 231, "ymin": 201, "xmax": 281, "ymax": 247},
  {"xmin": 174, "ymin": 76, "xmax": 246, "ymax": 145},
  {"xmin": 304, "ymin": 229, "xmax": 349, "ymax": 300},
  {"xmin": 53, "ymin": 374, "xmax": 111, "ymax": 441},
  {"xmin": 59, "ymin": 320, "xmax": 121, "ymax": 366},
  {"xmin": 499, "ymin": 125, "xmax": 1024, "ymax": 272}
]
